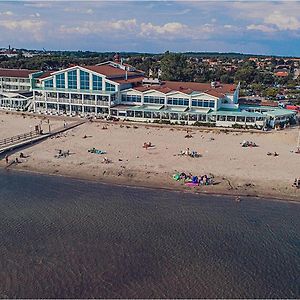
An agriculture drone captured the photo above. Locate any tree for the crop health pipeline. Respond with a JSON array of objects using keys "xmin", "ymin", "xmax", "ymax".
[{"xmin": 160, "ymin": 51, "xmax": 187, "ymax": 81}]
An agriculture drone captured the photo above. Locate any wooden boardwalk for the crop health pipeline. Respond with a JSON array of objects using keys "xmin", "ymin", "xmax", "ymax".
[{"xmin": 0, "ymin": 120, "xmax": 86, "ymax": 156}]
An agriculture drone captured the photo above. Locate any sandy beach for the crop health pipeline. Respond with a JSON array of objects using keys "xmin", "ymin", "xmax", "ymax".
[{"xmin": 1, "ymin": 111, "xmax": 299, "ymax": 201}]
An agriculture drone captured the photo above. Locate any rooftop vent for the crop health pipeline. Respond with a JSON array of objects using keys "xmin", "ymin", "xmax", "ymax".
[{"xmin": 142, "ymin": 78, "xmax": 161, "ymax": 85}]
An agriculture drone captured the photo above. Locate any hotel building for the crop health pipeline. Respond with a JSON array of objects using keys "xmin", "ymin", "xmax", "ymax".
[
  {"xmin": 0, "ymin": 60, "xmax": 297, "ymax": 129},
  {"xmin": 0, "ymin": 68, "xmax": 38, "ymax": 110}
]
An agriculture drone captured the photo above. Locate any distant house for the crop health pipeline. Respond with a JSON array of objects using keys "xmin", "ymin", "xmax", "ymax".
[
  {"xmin": 274, "ymin": 65, "xmax": 290, "ymax": 78},
  {"xmin": 274, "ymin": 70, "xmax": 289, "ymax": 77}
]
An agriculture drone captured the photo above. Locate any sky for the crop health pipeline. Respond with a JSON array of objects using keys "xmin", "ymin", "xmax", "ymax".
[{"xmin": 0, "ymin": 1, "xmax": 300, "ymax": 56}]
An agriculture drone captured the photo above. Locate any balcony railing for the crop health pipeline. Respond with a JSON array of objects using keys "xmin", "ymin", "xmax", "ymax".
[
  {"xmin": 70, "ymin": 99, "xmax": 82, "ymax": 104},
  {"xmin": 96, "ymin": 100, "xmax": 110, "ymax": 106},
  {"xmin": 58, "ymin": 98, "xmax": 69, "ymax": 103},
  {"xmin": 46, "ymin": 97, "xmax": 58, "ymax": 102}
]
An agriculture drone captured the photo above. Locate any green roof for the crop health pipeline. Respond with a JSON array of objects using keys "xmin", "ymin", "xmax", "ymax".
[
  {"xmin": 264, "ymin": 109, "xmax": 297, "ymax": 117},
  {"xmin": 209, "ymin": 110, "xmax": 263, "ymax": 118}
]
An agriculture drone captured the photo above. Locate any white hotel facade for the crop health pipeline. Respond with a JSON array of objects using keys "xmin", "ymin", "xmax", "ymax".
[{"xmin": 0, "ymin": 60, "xmax": 297, "ymax": 129}]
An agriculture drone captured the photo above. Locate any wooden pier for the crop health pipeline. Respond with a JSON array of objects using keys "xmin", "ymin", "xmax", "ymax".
[{"xmin": 0, "ymin": 120, "xmax": 86, "ymax": 156}]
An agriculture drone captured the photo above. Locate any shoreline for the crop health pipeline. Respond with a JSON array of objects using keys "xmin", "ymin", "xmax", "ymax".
[
  {"xmin": 1, "ymin": 111, "xmax": 299, "ymax": 204},
  {"xmin": 3, "ymin": 165, "xmax": 300, "ymax": 204}
]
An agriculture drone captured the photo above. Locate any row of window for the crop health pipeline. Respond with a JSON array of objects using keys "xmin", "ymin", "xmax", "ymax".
[
  {"xmin": 121, "ymin": 94, "xmax": 142, "ymax": 102},
  {"xmin": 0, "ymin": 78, "xmax": 30, "ymax": 83},
  {"xmin": 44, "ymin": 92, "xmax": 109, "ymax": 102},
  {"xmin": 116, "ymin": 111, "xmax": 264, "ymax": 123},
  {"xmin": 167, "ymin": 97, "xmax": 189, "ymax": 106},
  {"xmin": 45, "ymin": 71, "xmax": 115, "ymax": 92},
  {"xmin": 121, "ymin": 95, "xmax": 216, "ymax": 108},
  {"xmin": 191, "ymin": 99, "xmax": 215, "ymax": 108},
  {"xmin": 144, "ymin": 96, "xmax": 165, "ymax": 105}
]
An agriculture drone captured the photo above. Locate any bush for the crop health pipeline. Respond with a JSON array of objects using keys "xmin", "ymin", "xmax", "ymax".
[
  {"xmin": 160, "ymin": 120, "xmax": 171, "ymax": 125},
  {"xmin": 193, "ymin": 121, "xmax": 216, "ymax": 127},
  {"xmin": 232, "ymin": 123, "xmax": 244, "ymax": 129}
]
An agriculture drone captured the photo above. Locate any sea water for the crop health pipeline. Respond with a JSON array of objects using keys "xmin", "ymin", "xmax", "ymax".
[{"xmin": 0, "ymin": 169, "xmax": 299, "ymax": 298}]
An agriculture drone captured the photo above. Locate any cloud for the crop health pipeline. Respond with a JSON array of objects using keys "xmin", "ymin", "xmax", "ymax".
[
  {"xmin": 0, "ymin": 11, "xmax": 14, "ymax": 16},
  {"xmin": 226, "ymin": 1, "xmax": 300, "ymax": 32},
  {"xmin": 264, "ymin": 11, "xmax": 300, "ymax": 31},
  {"xmin": 140, "ymin": 22, "xmax": 187, "ymax": 36},
  {"xmin": 0, "ymin": 19, "xmax": 46, "ymax": 41},
  {"xmin": 24, "ymin": 3, "xmax": 52, "ymax": 8},
  {"xmin": 59, "ymin": 19, "xmax": 138, "ymax": 35},
  {"xmin": 30, "ymin": 12, "xmax": 41, "ymax": 18},
  {"xmin": 247, "ymin": 24, "xmax": 276, "ymax": 33},
  {"xmin": 64, "ymin": 7, "xmax": 94, "ymax": 14}
]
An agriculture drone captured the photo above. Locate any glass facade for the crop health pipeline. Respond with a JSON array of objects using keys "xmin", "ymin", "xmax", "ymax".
[
  {"xmin": 167, "ymin": 97, "xmax": 189, "ymax": 106},
  {"xmin": 56, "ymin": 74, "xmax": 65, "ymax": 89},
  {"xmin": 92, "ymin": 75, "xmax": 102, "ymax": 91},
  {"xmin": 68, "ymin": 70, "xmax": 77, "ymax": 89},
  {"xmin": 80, "ymin": 70, "xmax": 90, "ymax": 90},
  {"xmin": 144, "ymin": 96, "xmax": 164, "ymax": 104},
  {"xmin": 191, "ymin": 99, "xmax": 215, "ymax": 108},
  {"xmin": 121, "ymin": 94, "xmax": 142, "ymax": 103},
  {"xmin": 105, "ymin": 82, "xmax": 116, "ymax": 92},
  {"xmin": 44, "ymin": 79, "xmax": 53, "ymax": 88}
]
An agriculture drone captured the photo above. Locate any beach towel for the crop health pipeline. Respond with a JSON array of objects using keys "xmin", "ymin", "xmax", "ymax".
[
  {"xmin": 173, "ymin": 173, "xmax": 181, "ymax": 181},
  {"xmin": 185, "ymin": 182, "xmax": 198, "ymax": 187}
]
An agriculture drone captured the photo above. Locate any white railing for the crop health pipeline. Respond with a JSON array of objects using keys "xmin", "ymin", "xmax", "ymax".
[
  {"xmin": 96, "ymin": 100, "xmax": 109, "ymax": 106},
  {"xmin": 46, "ymin": 97, "xmax": 58, "ymax": 102},
  {"xmin": 70, "ymin": 99, "xmax": 82, "ymax": 104},
  {"xmin": 58, "ymin": 98, "xmax": 69, "ymax": 103}
]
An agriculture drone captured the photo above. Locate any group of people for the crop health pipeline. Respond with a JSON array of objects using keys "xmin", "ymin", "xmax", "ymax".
[
  {"xmin": 293, "ymin": 178, "xmax": 300, "ymax": 188},
  {"xmin": 55, "ymin": 149, "xmax": 70, "ymax": 158},
  {"xmin": 241, "ymin": 140, "xmax": 258, "ymax": 147},
  {"xmin": 179, "ymin": 148, "xmax": 200, "ymax": 158},
  {"xmin": 102, "ymin": 157, "xmax": 111, "ymax": 164},
  {"xmin": 4, "ymin": 152, "xmax": 26, "ymax": 165},
  {"xmin": 267, "ymin": 152, "xmax": 279, "ymax": 157},
  {"xmin": 142, "ymin": 142, "xmax": 153, "ymax": 150},
  {"xmin": 173, "ymin": 172, "xmax": 214, "ymax": 186}
]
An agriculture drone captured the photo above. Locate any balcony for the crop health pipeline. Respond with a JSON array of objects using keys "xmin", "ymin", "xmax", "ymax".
[
  {"xmin": 70, "ymin": 99, "xmax": 83, "ymax": 105},
  {"xmin": 58, "ymin": 98, "xmax": 70, "ymax": 103},
  {"xmin": 96, "ymin": 100, "xmax": 110, "ymax": 106},
  {"xmin": 35, "ymin": 96, "xmax": 44, "ymax": 101},
  {"xmin": 45, "ymin": 97, "xmax": 58, "ymax": 102}
]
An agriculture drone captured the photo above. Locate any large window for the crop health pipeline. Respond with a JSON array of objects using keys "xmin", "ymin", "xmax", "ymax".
[
  {"xmin": 144, "ymin": 96, "xmax": 164, "ymax": 104},
  {"xmin": 105, "ymin": 82, "xmax": 116, "ymax": 92},
  {"xmin": 92, "ymin": 75, "xmax": 102, "ymax": 91},
  {"xmin": 167, "ymin": 97, "xmax": 189, "ymax": 106},
  {"xmin": 80, "ymin": 70, "xmax": 90, "ymax": 90},
  {"xmin": 68, "ymin": 70, "xmax": 77, "ymax": 89},
  {"xmin": 44, "ymin": 79, "xmax": 53, "ymax": 88},
  {"xmin": 121, "ymin": 94, "xmax": 142, "ymax": 103},
  {"xmin": 192, "ymin": 99, "xmax": 215, "ymax": 108},
  {"xmin": 56, "ymin": 74, "xmax": 65, "ymax": 89}
]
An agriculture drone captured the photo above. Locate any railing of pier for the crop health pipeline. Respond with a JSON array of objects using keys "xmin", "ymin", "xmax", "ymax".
[{"xmin": 0, "ymin": 131, "xmax": 40, "ymax": 148}]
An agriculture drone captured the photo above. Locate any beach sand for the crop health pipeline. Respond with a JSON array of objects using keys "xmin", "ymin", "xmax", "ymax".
[
  {"xmin": 0, "ymin": 111, "xmax": 64, "ymax": 139},
  {"xmin": 1, "ymin": 111, "xmax": 299, "ymax": 201}
]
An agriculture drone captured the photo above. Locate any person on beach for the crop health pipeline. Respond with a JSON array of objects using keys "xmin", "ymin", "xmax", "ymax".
[
  {"xmin": 5, "ymin": 155, "xmax": 9, "ymax": 164},
  {"xmin": 63, "ymin": 120, "xmax": 67, "ymax": 128}
]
